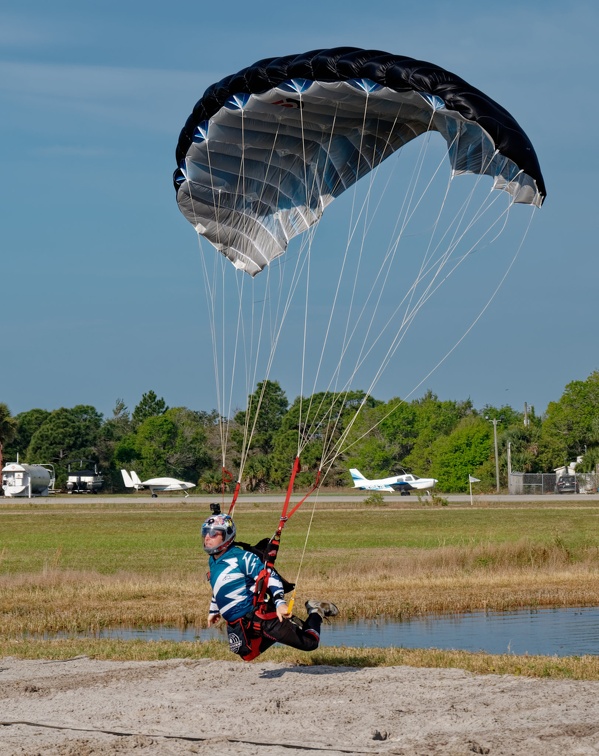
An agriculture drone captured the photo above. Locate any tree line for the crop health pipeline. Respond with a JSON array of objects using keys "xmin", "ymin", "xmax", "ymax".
[{"xmin": 2, "ymin": 371, "xmax": 599, "ymax": 493}]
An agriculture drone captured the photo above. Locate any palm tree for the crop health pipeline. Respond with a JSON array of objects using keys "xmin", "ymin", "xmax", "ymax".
[
  {"xmin": 0, "ymin": 403, "xmax": 17, "ymax": 477},
  {"xmin": 199, "ymin": 469, "xmax": 226, "ymax": 494},
  {"xmin": 243, "ymin": 455, "xmax": 270, "ymax": 492}
]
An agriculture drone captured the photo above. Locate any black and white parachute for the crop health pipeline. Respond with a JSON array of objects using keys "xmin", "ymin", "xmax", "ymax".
[{"xmin": 174, "ymin": 47, "xmax": 545, "ymax": 277}]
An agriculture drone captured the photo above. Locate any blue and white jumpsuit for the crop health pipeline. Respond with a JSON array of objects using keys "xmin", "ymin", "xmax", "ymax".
[{"xmin": 207, "ymin": 544, "xmax": 322, "ymax": 659}]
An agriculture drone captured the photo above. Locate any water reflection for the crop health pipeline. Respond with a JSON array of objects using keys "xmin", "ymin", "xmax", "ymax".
[{"xmin": 86, "ymin": 606, "xmax": 599, "ymax": 657}]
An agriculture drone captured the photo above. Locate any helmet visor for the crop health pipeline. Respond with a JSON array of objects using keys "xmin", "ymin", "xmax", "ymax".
[{"xmin": 202, "ymin": 525, "xmax": 224, "ymax": 538}]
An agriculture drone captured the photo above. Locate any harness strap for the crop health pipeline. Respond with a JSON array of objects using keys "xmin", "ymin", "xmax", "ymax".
[
  {"xmin": 254, "ymin": 608, "xmax": 277, "ymax": 621},
  {"xmin": 253, "ymin": 525, "xmax": 284, "ymax": 609}
]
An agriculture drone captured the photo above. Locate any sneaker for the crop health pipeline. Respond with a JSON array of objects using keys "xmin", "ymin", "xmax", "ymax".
[{"xmin": 305, "ymin": 600, "xmax": 339, "ymax": 619}]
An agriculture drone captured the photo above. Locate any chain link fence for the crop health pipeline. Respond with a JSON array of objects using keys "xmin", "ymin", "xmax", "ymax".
[{"xmin": 509, "ymin": 472, "xmax": 599, "ymax": 495}]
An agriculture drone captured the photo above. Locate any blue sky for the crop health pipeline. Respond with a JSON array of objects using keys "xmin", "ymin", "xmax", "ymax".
[{"xmin": 1, "ymin": 0, "xmax": 597, "ymax": 420}]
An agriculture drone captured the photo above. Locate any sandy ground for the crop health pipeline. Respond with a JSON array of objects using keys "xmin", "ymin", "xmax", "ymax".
[{"xmin": 1, "ymin": 658, "xmax": 599, "ymax": 755}]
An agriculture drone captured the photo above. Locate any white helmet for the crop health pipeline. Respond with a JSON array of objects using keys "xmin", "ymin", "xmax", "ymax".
[{"xmin": 201, "ymin": 514, "xmax": 236, "ymax": 555}]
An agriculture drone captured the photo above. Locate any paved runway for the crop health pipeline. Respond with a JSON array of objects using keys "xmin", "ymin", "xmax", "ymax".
[{"xmin": 5, "ymin": 492, "xmax": 599, "ymax": 505}]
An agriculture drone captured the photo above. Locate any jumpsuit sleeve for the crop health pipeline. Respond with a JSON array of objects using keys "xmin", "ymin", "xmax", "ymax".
[
  {"xmin": 208, "ymin": 594, "xmax": 219, "ymax": 617},
  {"xmin": 267, "ymin": 570, "xmax": 286, "ymax": 606}
]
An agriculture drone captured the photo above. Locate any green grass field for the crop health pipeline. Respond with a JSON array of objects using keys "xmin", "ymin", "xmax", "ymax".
[
  {"xmin": 2, "ymin": 498, "xmax": 599, "ymax": 676},
  {"xmin": 2, "ymin": 499, "xmax": 598, "ymax": 575}
]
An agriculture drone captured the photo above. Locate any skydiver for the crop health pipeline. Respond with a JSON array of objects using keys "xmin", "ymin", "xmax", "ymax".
[{"xmin": 202, "ymin": 513, "xmax": 338, "ymax": 661}]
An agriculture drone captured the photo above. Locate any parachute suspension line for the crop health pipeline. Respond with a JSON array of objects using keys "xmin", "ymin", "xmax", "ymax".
[
  {"xmin": 300, "ymin": 110, "xmax": 425, "ymax": 394},
  {"xmin": 188, "ymin": 130, "xmax": 253, "ymax": 500},
  {"xmin": 396, "ymin": 201, "xmax": 536, "ymax": 395},
  {"xmin": 230, "ymin": 118, "xmax": 316, "ymax": 499},
  {"xmin": 196, "ymin": 237, "xmax": 223, "ymax": 454},
  {"xmin": 296, "ymin": 106, "xmax": 348, "ymax": 448},
  {"xmin": 322, "ymin": 198, "xmax": 533, "ymax": 471},
  {"xmin": 233, "ymin": 105, "xmax": 272, "ymax": 478},
  {"xmin": 297, "ymin": 155, "xmax": 401, "ymax": 463},
  {"xmin": 327, "ymin": 203, "xmax": 538, "ymax": 468},
  {"xmin": 294, "ymin": 94, "xmax": 343, "ymax": 461},
  {"xmin": 188, "ymin": 160, "xmax": 232, "ymax": 500},
  {"xmin": 196, "ymin": 238, "xmax": 243, "ymax": 508},
  {"xmin": 216, "ymin": 254, "xmax": 238, "ymax": 502},
  {"xmin": 244, "ymin": 119, "xmax": 284, "ymax": 383},
  {"xmin": 298, "ymin": 233, "xmax": 312, "ymax": 458},
  {"xmin": 296, "ymin": 97, "xmax": 380, "ymax": 459},
  {"xmin": 298, "ymin": 111, "xmax": 411, "ymax": 456},
  {"xmin": 374, "ymin": 202, "xmax": 533, "ymax": 408},
  {"xmin": 208, "ymin": 122, "xmax": 255, "ymax": 512},
  {"xmin": 295, "ymin": 104, "xmax": 343, "ymax": 448},
  {"xmin": 298, "ymin": 131, "xmax": 464, "ymax": 472},
  {"xmin": 387, "ymin": 128, "xmax": 460, "ymax": 326},
  {"xmin": 303, "ymin": 117, "xmax": 446, "ymax": 464},
  {"xmin": 233, "ymin": 231, "xmax": 320, "ymax": 504},
  {"xmin": 330, "ymin": 164, "xmax": 505, "ymax": 398},
  {"xmin": 209, "ymin": 134, "xmax": 248, "ymax": 503},
  {"xmin": 286, "ymin": 489, "xmax": 320, "ymax": 615},
  {"xmin": 358, "ymin": 118, "xmax": 458, "ymax": 319},
  {"xmin": 312, "ymin": 113, "xmax": 412, "ymax": 459},
  {"xmin": 225, "ymin": 270, "xmax": 250, "ymax": 511},
  {"xmin": 191, "ymin": 112, "xmax": 265, "ymax": 507},
  {"xmin": 335, "ymin": 93, "xmax": 376, "ymax": 366},
  {"xmin": 317, "ymin": 167, "xmax": 516, "ymax": 471},
  {"xmin": 294, "ymin": 99, "xmax": 345, "ymax": 460},
  {"xmin": 313, "ymin": 127, "xmax": 494, "ymax": 470},
  {"xmin": 296, "ymin": 89, "xmax": 311, "ymax": 454},
  {"xmin": 318, "ymin": 113, "xmax": 445, "ymax": 393}
]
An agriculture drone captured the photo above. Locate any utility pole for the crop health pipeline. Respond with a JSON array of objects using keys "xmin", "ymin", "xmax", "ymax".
[{"xmin": 492, "ymin": 418, "xmax": 500, "ymax": 493}]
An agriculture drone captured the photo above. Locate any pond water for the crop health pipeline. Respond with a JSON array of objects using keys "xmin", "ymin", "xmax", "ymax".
[{"xmin": 83, "ymin": 606, "xmax": 599, "ymax": 657}]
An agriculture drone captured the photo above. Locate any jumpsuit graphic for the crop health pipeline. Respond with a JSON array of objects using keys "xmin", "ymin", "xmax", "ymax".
[{"xmin": 208, "ymin": 545, "xmax": 322, "ymax": 660}]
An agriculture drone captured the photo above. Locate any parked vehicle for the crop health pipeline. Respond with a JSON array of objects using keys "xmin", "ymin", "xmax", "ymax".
[
  {"xmin": 555, "ymin": 474, "xmax": 579, "ymax": 494},
  {"xmin": 66, "ymin": 468, "xmax": 104, "ymax": 494}
]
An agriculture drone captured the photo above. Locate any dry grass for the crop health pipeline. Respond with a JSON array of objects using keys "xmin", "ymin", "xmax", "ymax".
[
  {"xmin": 2, "ymin": 539, "xmax": 599, "ymax": 635},
  {"xmin": 1, "ymin": 638, "xmax": 599, "ymax": 680},
  {"xmin": 0, "ymin": 570, "xmax": 209, "ymax": 635},
  {"xmin": 3, "ymin": 503, "xmax": 599, "ymax": 674}
]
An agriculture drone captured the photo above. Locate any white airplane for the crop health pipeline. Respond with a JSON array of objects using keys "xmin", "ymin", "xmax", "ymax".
[
  {"xmin": 350, "ymin": 468, "xmax": 438, "ymax": 494},
  {"xmin": 121, "ymin": 470, "xmax": 195, "ymax": 498}
]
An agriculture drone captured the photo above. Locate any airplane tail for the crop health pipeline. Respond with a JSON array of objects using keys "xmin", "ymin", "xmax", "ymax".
[
  {"xmin": 349, "ymin": 469, "xmax": 367, "ymax": 487},
  {"xmin": 121, "ymin": 470, "xmax": 143, "ymax": 490},
  {"xmin": 121, "ymin": 470, "xmax": 134, "ymax": 488},
  {"xmin": 130, "ymin": 471, "xmax": 143, "ymax": 487}
]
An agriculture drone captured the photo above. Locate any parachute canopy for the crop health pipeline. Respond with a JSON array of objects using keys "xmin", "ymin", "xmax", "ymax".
[{"xmin": 174, "ymin": 47, "xmax": 545, "ymax": 277}]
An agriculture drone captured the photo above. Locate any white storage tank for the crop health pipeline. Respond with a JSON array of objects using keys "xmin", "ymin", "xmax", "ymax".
[{"xmin": 1, "ymin": 463, "xmax": 55, "ymax": 497}]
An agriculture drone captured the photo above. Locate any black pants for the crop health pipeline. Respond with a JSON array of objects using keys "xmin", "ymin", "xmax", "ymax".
[{"xmin": 227, "ymin": 610, "xmax": 322, "ymax": 661}]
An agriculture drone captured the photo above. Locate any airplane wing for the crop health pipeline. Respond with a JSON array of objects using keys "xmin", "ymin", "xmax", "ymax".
[{"xmin": 388, "ymin": 481, "xmax": 411, "ymax": 490}]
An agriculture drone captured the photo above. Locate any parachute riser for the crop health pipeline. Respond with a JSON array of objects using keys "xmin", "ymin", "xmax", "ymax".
[
  {"xmin": 253, "ymin": 460, "xmax": 322, "ymax": 610},
  {"xmin": 281, "ymin": 457, "xmax": 322, "ymax": 520},
  {"xmin": 253, "ymin": 524, "xmax": 284, "ymax": 608},
  {"xmin": 228, "ymin": 479, "xmax": 241, "ymax": 517}
]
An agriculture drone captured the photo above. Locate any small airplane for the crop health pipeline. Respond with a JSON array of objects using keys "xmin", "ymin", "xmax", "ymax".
[
  {"xmin": 121, "ymin": 470, "xmax": 196, "ymax": 498},
  {"xmin": 350, "ymin": 468, "xmax": 438, "ymax": 495}
]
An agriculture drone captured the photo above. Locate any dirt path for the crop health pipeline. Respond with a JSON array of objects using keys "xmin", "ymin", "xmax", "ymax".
[{"xmin": 1, "ymin": 657, "xmax": 599, "ymax": 755}]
